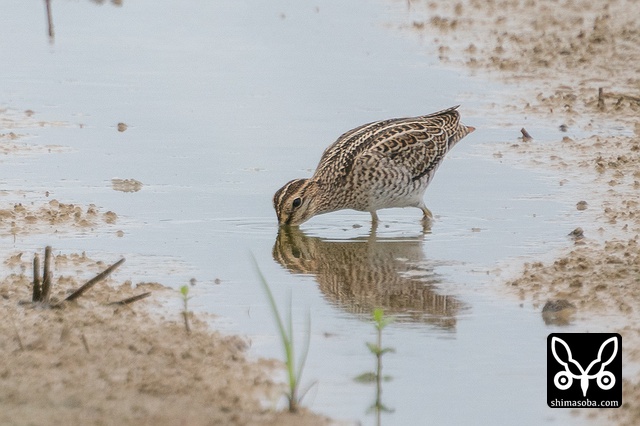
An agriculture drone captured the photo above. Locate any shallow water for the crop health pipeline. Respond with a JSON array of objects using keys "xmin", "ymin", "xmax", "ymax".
[{"xmin": 1, "ymin": 0, "xmax": 589, "ymax": 424}]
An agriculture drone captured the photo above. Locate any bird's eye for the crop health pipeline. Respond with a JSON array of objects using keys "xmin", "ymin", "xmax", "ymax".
[{"xmin": 292, "ymin": 197, "xmax": 302, "ymax": 208}]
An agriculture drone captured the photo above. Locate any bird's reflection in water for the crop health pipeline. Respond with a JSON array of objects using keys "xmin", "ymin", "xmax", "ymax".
[{"xmin": 272, "ymin": 227, "xmax": 465, "ymax": 330}]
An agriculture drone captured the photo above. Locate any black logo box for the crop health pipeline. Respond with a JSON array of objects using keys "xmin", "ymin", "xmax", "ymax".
[{"xmin": 547, "ymin": 333, "xmax": 622, "ymax": 407}]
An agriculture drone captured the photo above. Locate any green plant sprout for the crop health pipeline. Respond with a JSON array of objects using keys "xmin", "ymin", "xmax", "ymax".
[
  {"xmin": 179, "ymin": 284, "xmax": 192, "ymax": 333},
  {"xmin": 252, "ymin": 256, "xmax": 312, "ymax": 413},
  {"xmin": 355, "ymin": 308, "xmax": 395, "ymax": 423}
]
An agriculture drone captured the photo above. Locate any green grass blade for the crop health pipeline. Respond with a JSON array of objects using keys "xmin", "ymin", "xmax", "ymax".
[
  {"xmin": 251, "ymin": 254, "xmax": 300, "ymax": 410},
  {"xmin": 295, "ymin": 308, "xmax": 311, "ymax": 388},
  {"xmin": 285, "ymin": 290, "xmax": 296, "ymax": 396},
  {"xmin": 251, "ymin": 255, "xmax": 289, "ymax": 347}
]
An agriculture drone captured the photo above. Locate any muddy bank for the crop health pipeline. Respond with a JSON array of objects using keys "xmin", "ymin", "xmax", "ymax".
[
  {"xmin": 0, "ymin": 250, "xmax": 328, "ymax": 426},
  {"xmin": 406, "ymin": 0, "xmax": 640, "ymax": 423},
  {"xmin": 407, "ymin": 0, "xmax": 639, "ymax": 127}
]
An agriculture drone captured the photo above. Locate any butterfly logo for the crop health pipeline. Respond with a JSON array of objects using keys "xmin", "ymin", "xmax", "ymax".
[{"xmin": 551, "ymin": 336, "xmax": 618, "ymax": 397}]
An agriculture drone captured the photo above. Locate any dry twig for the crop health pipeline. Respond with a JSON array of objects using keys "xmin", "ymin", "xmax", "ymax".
[
  {"xmin": 81, "ymin": 333, "xmax": 91, "ymax": 354},
  {"xmin": 520, "ymin": 128, "xmax": 533, "ymax": 142},
  {"xmin": 598, "ymin": 87, "xmax": 606, "ymax": 111},
  {"xmin": 32, "ymin": 254, "xmax": 41, "ymax": 302},
  {"xmin": 109, "ymin": 292, "xmax": 151, "ymax": 306},
  {"xmin": 64, "ymin": 258, "xmax": 126, "ymax": 302},
  {"xmin": 41, "ymin": 246, "xmax": 53, "ymax": 304}
]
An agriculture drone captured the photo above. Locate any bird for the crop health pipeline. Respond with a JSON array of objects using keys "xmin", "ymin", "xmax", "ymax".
[{"xmin": 273, "ymin": 106, "xmax": 475, "ymax": 226}]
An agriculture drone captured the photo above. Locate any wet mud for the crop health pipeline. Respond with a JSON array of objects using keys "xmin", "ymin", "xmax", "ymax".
[
  {"xmin": 407, "ymin": 0, "xmax": 640, "ymax": 423},
  {"xmin": 0, "ymin": 249, "xmax": 329, "ymax": 426}
]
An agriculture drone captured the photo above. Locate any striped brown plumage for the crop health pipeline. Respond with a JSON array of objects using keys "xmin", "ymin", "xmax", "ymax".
[{"xmin": 273, "ymin": 106, "xmax": 475, "ymax": 226}]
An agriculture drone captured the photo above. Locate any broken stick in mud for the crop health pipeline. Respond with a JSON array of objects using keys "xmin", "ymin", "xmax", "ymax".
[
  {"xmin": 63, "ymin": 257, "xmax": 126, "ymax": 302},
  {"xmin": 109, "ymin": 292, "xmax": 152, "ymax": 306},
  {"xmin": 28, "ymin": 247, "xmax": 149, "ymax": 307},
  {"xmin": 41, "ymin": 246, "xmax": 52, "ymax": 304}
]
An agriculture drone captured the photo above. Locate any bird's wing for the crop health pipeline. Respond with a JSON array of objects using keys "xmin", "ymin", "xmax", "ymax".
[
  {"xmin": 313, "ymin": 117, "xmax": 398, "ymax": 182},
  {"xmin": 314, "ymin": 106, "xmax": 463, "ymax": 183}
]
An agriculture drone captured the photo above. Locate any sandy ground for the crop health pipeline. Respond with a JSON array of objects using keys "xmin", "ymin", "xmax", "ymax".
[
  {"xmin": 406, "ymin": 0, "xmax": 640, "ymax": 424},
  {"xmin": 0, "ymin": 249, "xmax": 329, "ymax": 426}
]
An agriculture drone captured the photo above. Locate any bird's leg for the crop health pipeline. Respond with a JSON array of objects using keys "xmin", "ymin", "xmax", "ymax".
[
  {"xmin": 420, "ymin": 205, "xmax": 433, "ymax": 221},
  {"xmin": 370, "ymin": 211, "xmax": 379, "ymax": 234},
  {"xmin": 370, "ymin": 211, "xmax": 379, "ymax": 224},
  {"xmin": 420, "ymin": 205, "xmax": 433, "ymax": 233}
]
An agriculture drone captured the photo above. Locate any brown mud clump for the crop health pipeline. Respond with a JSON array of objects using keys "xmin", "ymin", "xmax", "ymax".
[
  {"xmin": 0, "ymin": 200, "xmax": 115, "ymax": 237},
  {"xmin": 111, "ymin": 178, "xmax": 143, "ymax": 193}
]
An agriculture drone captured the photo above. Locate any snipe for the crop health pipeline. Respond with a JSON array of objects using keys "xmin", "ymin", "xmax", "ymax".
[{"xmin": 273, "ymin": 106, "xmax": 475, "ymax": 226}]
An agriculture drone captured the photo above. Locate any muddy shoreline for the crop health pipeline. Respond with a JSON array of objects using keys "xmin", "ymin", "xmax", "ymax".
[
  {"xmin": 0, "ymin": 248, "xmax": 328, "ymax": 425},
  {"xmin": 407, "ymin": 0, "xmax": 640, "ymax": 424}
]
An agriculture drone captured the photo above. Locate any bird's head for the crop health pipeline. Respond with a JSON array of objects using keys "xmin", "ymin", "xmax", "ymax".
[{"xmin": 273, "ymin": 178, "xmax": 322, "ymax": 226}]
